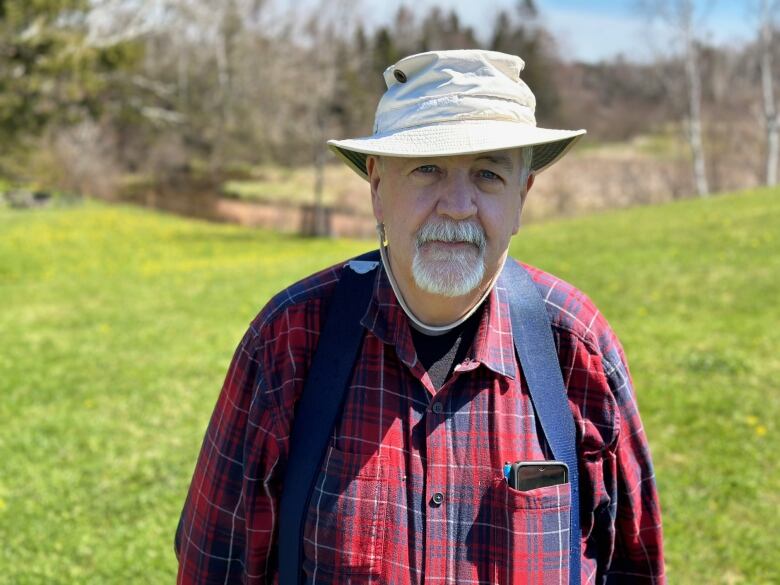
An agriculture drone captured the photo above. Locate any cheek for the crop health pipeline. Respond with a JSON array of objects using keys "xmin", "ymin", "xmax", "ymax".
[
  {"xmin": 383, "ymin": 211, "xmax": 416, "ymax": 255},
  {"xmin": 480, "ymin": 200, "xmax": 520, "ymax": 244},
  {"xmin": 389, "ymin": 198, "xmax": 436, "ymax": 235}
]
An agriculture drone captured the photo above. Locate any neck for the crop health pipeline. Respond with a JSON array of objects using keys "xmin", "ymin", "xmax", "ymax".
[{"xmin": 377, "ymin": 234, "xmax": 502, "ymax": 336}]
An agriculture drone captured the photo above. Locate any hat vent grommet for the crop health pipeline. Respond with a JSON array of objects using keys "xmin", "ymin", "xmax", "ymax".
[{"xmin": 393, "ymin": 69, "xmax": 407, "ymax": 83}]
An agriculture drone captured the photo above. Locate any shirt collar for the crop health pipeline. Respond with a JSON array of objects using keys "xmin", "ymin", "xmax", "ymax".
[{"xmin": 360, "ymin": 264, "xmax": 517, "ymax": 380}]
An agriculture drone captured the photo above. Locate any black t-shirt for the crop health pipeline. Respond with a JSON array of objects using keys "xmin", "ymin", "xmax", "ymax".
[{"xmin": 409, "ymin": 304, "xmax": 484, "ymax": 391}]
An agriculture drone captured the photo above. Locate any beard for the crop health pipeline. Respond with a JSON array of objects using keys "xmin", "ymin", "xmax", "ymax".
[{"xmin": 411, "ymin": 219, "xmax": 487, "ymax": 297}]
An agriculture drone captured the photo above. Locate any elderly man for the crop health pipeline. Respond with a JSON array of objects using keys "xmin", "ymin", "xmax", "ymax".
[{"xmin": 175, "ymin": 50, "xmax": 664, "ymax": 584}]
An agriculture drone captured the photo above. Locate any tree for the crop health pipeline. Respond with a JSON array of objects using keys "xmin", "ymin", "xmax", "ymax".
[
  {"xmin": 681, "ymin": 1, "xmax": 709, "ymax": 196},
  {"xmin": 295, "ymin": 0, "xmax": 360, "ymax": 236},
  {"xmin": 0, "ymin": 0, "xmax": 138, "ymax": 164},
  {"xmin": 759, "ymin": 0, "xmax": 779, "ymax": 186},
  {"xmin": 489, "ymin": 4, "xmax": 560, "ymax": 122},
  {"xmin": 86, "ymin": 0, "xmax": 290, "ymax": 174},
  {"xmin": 640, "ymin": 0, "xmax": 712, "ymax": 197},
  {"xmin": 372, "ymin": 26, "xmax": 400, "ymax": 93},
  {"xmin": 418, "ymin": 8, "xmax": 479, "ymax": 52}
]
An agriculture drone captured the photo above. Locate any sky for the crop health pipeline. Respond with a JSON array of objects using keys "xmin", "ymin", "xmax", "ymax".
[{"xmin": 361, "ymin": 0, "xmax": 762, "ymax": 63}]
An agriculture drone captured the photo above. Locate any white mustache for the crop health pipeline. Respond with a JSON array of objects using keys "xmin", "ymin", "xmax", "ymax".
[{"xmin": 415, "ymin": 220, "xmax": 486, "ymax": 251}]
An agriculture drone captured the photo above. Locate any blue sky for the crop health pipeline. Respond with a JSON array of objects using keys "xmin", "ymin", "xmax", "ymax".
[{"xmin": 363, "ymin": 0, "xmax": 761, "ymax": 63}]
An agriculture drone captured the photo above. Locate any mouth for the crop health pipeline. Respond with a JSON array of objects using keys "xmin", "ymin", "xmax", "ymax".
[
  {"xmin": 417, "ymin": 240, "xmax": 481, "ymax": 258},
  {"xmin": 420, "ymin": 240, "xmax": 477, "ymax": 249}
]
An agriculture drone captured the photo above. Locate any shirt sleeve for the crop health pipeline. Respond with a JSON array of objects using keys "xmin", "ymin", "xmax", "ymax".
[
  {"xmin": 175, "ymin": 325, "xmax": 283, "ymax": 584},
  {"xmin": 601, "ymin": 346, "xmax": 665, "ymax": 584}
]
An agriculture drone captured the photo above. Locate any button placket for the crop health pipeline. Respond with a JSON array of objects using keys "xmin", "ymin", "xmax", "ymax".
[{"xmin": 424, "ymin": 391, "xmax": 449, "ymax": 579}]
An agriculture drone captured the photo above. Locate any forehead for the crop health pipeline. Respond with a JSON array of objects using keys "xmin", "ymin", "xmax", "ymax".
[{"xmin": 382, "ymin": 149, "xmax": 523, "ymax": 172}]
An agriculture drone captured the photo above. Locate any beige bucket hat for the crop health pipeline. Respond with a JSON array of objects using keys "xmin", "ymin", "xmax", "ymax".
[{"xmin": 328, "ymin": 49, "xmax": 586, "ymax": 179}]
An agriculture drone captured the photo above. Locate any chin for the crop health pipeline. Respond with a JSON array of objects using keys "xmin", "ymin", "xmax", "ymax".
[{"xmin": 412, "ymin": 253, "xmax": 486, "ymax": 298}]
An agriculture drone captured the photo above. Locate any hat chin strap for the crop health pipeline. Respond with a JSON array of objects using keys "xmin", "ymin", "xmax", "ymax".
[{"xmin": 376, "ymin": 223, "xmax": 500, "ymax": 337}]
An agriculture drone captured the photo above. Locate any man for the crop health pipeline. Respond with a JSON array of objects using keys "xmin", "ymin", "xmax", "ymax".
[{"xmin": 175, "ymin": 50, "xmax": 664, "ymax": 584}]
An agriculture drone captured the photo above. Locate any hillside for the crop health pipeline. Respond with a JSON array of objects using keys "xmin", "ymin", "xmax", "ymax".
[{"xmin": 0, "ymin": 189, "xmax": 778, "ymax": 583}]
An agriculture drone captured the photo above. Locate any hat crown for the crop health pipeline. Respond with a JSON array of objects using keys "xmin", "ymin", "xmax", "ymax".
[
  {"xmin": 374, "ymin": 50, "xmax": 537, "ymax": 134},
  {"xmin": 326, "ymin": 49, "xmax": 586, "ymax": 180}
]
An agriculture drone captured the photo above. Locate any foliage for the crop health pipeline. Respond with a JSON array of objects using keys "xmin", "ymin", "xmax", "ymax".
[
  {"xmin": 0, "ymin": 187, "xmax": 778, "ymax": 583},
  {"xmin": 0, "ymin": 0, "xmax": 139, "ymax": 162},
  {"xmin": 61, "ymin": 1, "xmax": 566, "ymax": 178},
  {"xmin": 490, "ymin": 3, "xmax": 560, "ymax": 122},
  {"xmin": 4, "ymin": 1, "xmax": 773, "ymax": 206}
]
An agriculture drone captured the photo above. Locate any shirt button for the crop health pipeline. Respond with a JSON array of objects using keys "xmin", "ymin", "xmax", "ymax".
[
  {"xmin": 432, "ymin": 402, "xmax": 443, "ymax": 414},
  {"xmin": 431, "ymin": 492, "xmax": 444, "ymax": 507}
]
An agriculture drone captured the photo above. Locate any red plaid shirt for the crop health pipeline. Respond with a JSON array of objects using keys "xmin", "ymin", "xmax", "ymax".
[{"xmin": 175, "ymin": 257, "xmax": 664, "ymax": 584}]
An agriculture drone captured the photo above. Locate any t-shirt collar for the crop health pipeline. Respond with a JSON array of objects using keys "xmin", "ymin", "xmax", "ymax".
[{"xmin": 360, "ymin": 264, "xmax": 518, "ymax": 380}]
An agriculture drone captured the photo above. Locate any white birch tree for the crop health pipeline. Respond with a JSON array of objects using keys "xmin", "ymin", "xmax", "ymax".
[
  {"xmin": 641, "ymin": 0, "xmax": 712, "ymax": 197},
  {"xmin": 759, "ymin": 0, "xmax": 779, "ymax": 186}
]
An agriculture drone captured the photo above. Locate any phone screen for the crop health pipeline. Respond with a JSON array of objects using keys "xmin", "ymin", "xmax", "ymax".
[{"xmin": 509, "ymin": 461, "xmax": 568, "ymax": 491}]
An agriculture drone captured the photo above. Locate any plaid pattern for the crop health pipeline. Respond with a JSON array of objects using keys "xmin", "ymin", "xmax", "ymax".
[{"xmin": 175, "ymin": 258, "xmax": 665, "ymax": 584}]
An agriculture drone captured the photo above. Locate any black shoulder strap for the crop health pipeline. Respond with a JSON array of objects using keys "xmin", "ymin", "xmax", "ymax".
[
  {"xmin": 501, "ymin": 259, "xmax": 581, "ymax": 585},
  {"xmin": 278, "ymin": 253, "xmax": 580, "ymax": 585},
  {"xmin": 278, "ymin": 249, "xmax": 380, "ymax": 585}
]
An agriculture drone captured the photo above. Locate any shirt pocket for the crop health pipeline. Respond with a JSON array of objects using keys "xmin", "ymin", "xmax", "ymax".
[
  {"xmin": 491, "ymin": 476, "xmax": 571, "ymax": 585},
  {"xmin": 303, "ymin": 445, "xmax": 388, "ymax": 578}
]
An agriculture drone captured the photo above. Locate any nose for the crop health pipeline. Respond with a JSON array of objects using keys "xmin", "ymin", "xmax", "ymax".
[{"xmin": 435, "ymin": 171, "xmax": 478, "ymax": 220}]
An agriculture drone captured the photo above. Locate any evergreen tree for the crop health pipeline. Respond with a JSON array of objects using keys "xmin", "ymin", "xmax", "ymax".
[
  {"xmin": 0, "ymin": 0, "xmax": 138, "ymax": 148},
  {"xmin": 372, "ymin": 27, "xmax": 399, "ymax": 92},
  {"xmin": 490, "ymin": 6, "xmax": 560, "ymax": 122}
]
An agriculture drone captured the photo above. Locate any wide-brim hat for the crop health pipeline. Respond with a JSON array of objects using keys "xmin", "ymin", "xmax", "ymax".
[{"xmin": 328, "ymin": 50, "xmax": 586, "ymax": 179}]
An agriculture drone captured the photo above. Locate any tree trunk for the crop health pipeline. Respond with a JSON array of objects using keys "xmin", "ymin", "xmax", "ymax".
[
  {"xmin": 313, "ymin": 111, "xmax": 329, "ymax": 237},
  {"xmin": 212, "ymin": 26, "xmax": 230, "ymax": 172},
  {"xmin": 177, "ymin": 46, "xmax": 189, "ymax": 104},
  {"xmin": 683, "ymin": 7, "xmax": 709, "ymax": 197},
  {"xmin": 761, "ymin": 0, "xmax": 779, "ymax": 186}
]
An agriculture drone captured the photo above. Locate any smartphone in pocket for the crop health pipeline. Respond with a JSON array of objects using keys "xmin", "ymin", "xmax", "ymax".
[{"xmin": 509, "ymin": 461, "xmax": 569, "ymax": 491}]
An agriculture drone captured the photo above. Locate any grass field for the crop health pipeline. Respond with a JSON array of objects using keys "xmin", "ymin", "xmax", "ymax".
[{"xmin": 1, "ymin": 188, "xmax": 778, "ymax": 583}]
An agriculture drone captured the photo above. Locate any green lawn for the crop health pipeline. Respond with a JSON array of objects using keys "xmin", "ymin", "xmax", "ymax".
[{"xmin": 1, "ymin": 189, "xmax": 778, "ymax": 583}]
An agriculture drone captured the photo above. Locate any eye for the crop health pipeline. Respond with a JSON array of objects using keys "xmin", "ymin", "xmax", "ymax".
[
  {"xmin": 477, "ymin": 169, "xmax": 502, "ymax": 182},
  {"xmin": 415, "ymin": 164, "xmax": 440, "ymax": 175}
]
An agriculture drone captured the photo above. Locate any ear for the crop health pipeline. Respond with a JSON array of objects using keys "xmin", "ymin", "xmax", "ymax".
[{"xmin": 366, "ymin": 156, "xmax": 384, "ymax": 223}]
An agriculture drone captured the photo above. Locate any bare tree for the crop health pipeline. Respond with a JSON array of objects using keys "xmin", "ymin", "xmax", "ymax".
[
  {"xmin": 292, "ymin": 0, "xmax": 360, "ymax": 236},
  {"xmin": 759, "ymin": 0, "xmax": 779, "ymax": 186},
  {"xmin": 641, "ymin": 0, "xmax": 712, "ymax": 197},
  {"xmin": 678, "ymin": 0, "xmax": 710, "ymax": 196}
]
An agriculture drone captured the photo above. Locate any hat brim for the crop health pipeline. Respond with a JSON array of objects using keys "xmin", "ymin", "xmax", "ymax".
[{"xmin": 328, "ymin": 120, "xmax": 586, "ymax": 180}]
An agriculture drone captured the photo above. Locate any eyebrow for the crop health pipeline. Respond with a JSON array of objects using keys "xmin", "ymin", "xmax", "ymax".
[{"xmin": 475, "ymin": 154, "xmax": 515, "ymax": 174}]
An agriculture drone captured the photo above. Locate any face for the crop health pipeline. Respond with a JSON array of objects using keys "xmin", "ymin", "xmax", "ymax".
[{"xmin": 368, "ymin": 149, "xmax": 535, "ymax": 303}]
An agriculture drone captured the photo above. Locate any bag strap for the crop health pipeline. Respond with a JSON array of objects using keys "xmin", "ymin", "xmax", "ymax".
[
  {"xmin": 279, "ymin": 252, "xmax": 580, "ymax": 585},
  {"xmin": 278, "ymin": 250, "xmax": 380, "ymax": 585},
  {"xmin": 500, "ymin": 259, "xmax": 581, "ymax": 585}
]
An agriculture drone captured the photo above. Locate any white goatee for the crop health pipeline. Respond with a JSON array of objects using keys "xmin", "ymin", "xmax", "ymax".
[{"xmin": 412, "ymin": 219, "xmax": 486, "ymax": 297}]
